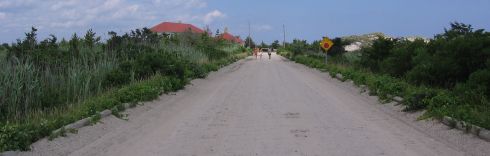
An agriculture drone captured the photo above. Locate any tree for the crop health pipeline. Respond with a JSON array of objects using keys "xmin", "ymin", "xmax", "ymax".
[
  {"xmin": 437, "ymin": 22, "xmax": 475, "ymax": 39},
  {"xmin": 24, "ymin": 27, "xmax": 38, "ymax": 50},
  {"xmin": 259, "ymin": 41, "xmax": 268, "ymax": 48},
  {"xmin": 406, "ymin": 22, "xmax": 490, "ymax": 87},
  {"xmin": 309, "ymin": 40, "xmax": 320, "ymax": 52},
  {"xmin": 326, "ymin": 38, "xmax": 351, "ymax": 56},
  {"xmin": 380, "ymin": 39, "xmax": 427, "ymax": 77},
  {"xmin": 271, "ymin": 40, "xmax": 280, "ymax": 49},
  {"xmin": 69, "ymin": 33, "xmax": 80, "ymax": 56},
  {"xmin": 360, "ymin": 36, "xmax": 395, "ymax": 72},
  {"xmin": 84, "ymin": 29, "xmax": 101, "ymax": 48},
  {"xmin": 245, "ymin": 36, "xmax": 255, "ymax": 48},
  {"xmin": 289, "ymin": 39, "xmax": 308, "ymax": 57}
]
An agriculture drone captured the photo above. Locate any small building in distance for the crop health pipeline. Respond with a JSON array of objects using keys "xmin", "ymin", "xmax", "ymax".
[
  {"xmin": 150, "ymin": 22, "xmax": 243, "ymax": 45},
  {"xmin": 216, "ymin": 27, "xmax": 244, "ymax": 45},
  {"xmin": 150, "ymin": 21, "xmax": 206, "ymax": 34}
]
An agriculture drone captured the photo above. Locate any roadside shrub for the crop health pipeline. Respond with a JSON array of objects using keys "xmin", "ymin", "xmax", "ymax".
[
  {"xmin": 406, "ymin": 22, "xmax": 490, "ymax": 88},
  {"xmin": 465, "ymin": 68, "xmax": 490, "ymax": 97},
  {"xmin": 116, "ymin": 82, "xmax": 158, "ymax": 103},
  {"xmin": 289, "ymin": 39, "xmax": 308, "ymax": 57},
  {"xmin": 327, "ymin": 37, "xmax": 350, "ymax": 57},
  {"xmin": 0, "ymin": 123, "xmax": 31, "ymax": 151},
  {"xmin": 287, "ymin": 22, "xmax": 490, "ymax": 130},
  {"xmin": 360, "ymin": 36, "xmax": 395, "ymax": 72},
  {"xmin": 203, "ymin": 63, "xmax": 219, "ymax": 72},
  {"xmin": 104, "ymin": 68, "xmax": 131, "ymax": 87},
  {"xmin": 380, "ymin": 39, "xmax": 426, "ymax": 77},
  {"xmin": 403, "ymin": 88, "xmax": 437, "ymax": 112}
]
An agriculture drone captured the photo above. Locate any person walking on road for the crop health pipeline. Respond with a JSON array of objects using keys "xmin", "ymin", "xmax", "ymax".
[
  {"xmin": 268, "ymin": 49, "xmax": 272, "ymax": 60},
  {"xmin": 259, "ymin": 49, "xmax": 263, "ymax": 59}
]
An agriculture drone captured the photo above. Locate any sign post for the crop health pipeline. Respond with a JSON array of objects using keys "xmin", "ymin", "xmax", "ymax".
[{"xmin": 320, "ymin": 37, "xmax": 334, "ymax": 64}]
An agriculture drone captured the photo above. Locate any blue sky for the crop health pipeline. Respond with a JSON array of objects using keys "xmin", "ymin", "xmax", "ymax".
[{"xmin": 0, "ymin": 0, "xmax": 489, "ymax": 43}]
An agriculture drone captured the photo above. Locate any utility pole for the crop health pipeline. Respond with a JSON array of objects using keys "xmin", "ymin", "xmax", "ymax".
[
  {"xmin": 283, "ymin": 24, "xmax": 286, "ymax": 48},
  {"xmin": 248, "ymin": 21, "xmax": 251, "ymax": 48}
]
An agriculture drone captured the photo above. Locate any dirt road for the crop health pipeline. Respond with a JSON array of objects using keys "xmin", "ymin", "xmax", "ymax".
[{"xmin": 19, "ymin": 53, "xmax": 490, "ymax": 156}]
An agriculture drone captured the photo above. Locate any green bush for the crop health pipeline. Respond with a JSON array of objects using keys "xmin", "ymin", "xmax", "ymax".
[
  {"xmin": 380, "ymin": 39, "xmax": 426, "ymax": 77},
  {"xmin": 104, "ymin": 68, "xmax": 132, "ymax": 87},
  {"xmin": 403, "ymin": 88, "xmax": 437, "ymax": 112},
  {"xmin": 465, "ymin": 68, "xmax": 490, "ymax": 97},
  {"xmin": 0, "ymin": 123, "xmax": 31, "ymax": 151},
  {"xmin": 360, "ymin": 36, "xmax": 395, "ymax": 72},
  {"xmin": 289, "ymin": 22, "xmax": 490, "ymax": 129},
  {"xmin": 406, "ymin": 22, "xmax": 490, "ymax": 88},
  {"xmin": 187, "ymin": 63, "xmax": 207, "ymax": 78},
  {"xmin": 203, "ymin": 63, "xmax": 219, "ymax": 72}
]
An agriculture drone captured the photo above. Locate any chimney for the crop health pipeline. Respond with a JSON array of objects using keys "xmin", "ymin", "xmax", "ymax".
[{"xmin": 224, "ymin": 27, "xmax": 228, "ymax": 33}]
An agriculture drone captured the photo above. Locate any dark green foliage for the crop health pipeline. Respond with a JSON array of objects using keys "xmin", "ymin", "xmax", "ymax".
[
  {"xmin": 361, "ymin": 22, "xmax": 490, "ymax": 88},
  {"xmin": 189, "ymin": 63, "xmax": 208, "ymax": 78},
  {"xmin": 0, "ymin": 123, "xmax": 31, "ymax": 151},
  {"xmin": 83, "ymin": 29, "xmax": 101, "ymax": 48},
  {"xmin": 381, "ymin": 39, "xmax": 426, "ymax": 77},
  {"xmin": 466, "ymin": 67, "xmax": 490, "ymax": 97},
  {"xmin": 360, "ymin": 36, "xmax": 395, "ymax": 72},
  {"xmin": 134, "ymin": 52, "xmax": 183, "ymax": 78},
  {"xmin": 244, "ymin": 36, "xmax": 255, "ymax": 48},
  {"xmin": 271, "ymin": 40, "xmax": 280, "ymax": 49},
  {"xmin": 288, "ymin": 39, "xmax": 308, "ymax": 57},
  {"xmin": 403, "ymin": 88, "xmax": 437, "ymax": 112},
  {"xmin": 326, "ymin": 37, "xmax": 350, "ymax": 57},
  {"xmin": 284, "ymin": 22, "xmax": 490, "ymax": 130}
]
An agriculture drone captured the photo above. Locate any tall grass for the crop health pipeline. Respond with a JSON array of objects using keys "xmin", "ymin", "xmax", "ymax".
[
  {"xmin": 0, "ymin": 52, "xmax": 118, "ymax": 122},
  {"xmin": 0, "ymin": 28, "xmax": 244, "ymax": 123},
  {"xmin": 164, "ymin": 43, "xmax": 209, "ymax": 64}
]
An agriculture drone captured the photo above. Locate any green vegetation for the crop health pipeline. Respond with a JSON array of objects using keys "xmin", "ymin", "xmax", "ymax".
[
  {"xmin": 280, "ymin": 22, "xmax": 490, "ymax": 130},
  {"xmin": 271, "ymin": 40, "xmax": 281, "ymax": 49},
  {"xmin": 0, "ymin": 27, "xmax": 248, "ymax": 152}
]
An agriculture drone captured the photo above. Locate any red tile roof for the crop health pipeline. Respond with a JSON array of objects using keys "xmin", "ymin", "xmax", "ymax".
[
  {"xmin": 219, "ymin": 32, "xmax": 235, "ymax": 41},
  {"xmin": 234, "ymin": 37, "xmax": 244, "ymax": 44},
  {"xmin": 218, "ymin": 32, "xmax": 244, "ymax": 44},
  {"xmin": 150, "ymin": 22, "xmax": 205, "ymax": 34}
]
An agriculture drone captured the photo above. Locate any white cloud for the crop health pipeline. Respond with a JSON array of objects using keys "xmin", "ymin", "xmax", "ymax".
[
  {"xmin": 0, "ymin": 0, "xmax": 231, "ymax": 42},
  {"xmin": 202, "ymin": 10, "xmax": 226, "ymax": 24}
]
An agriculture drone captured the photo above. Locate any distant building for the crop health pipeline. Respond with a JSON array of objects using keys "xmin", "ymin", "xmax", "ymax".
[
  {"xmin": 150, "ymin": 22, "xmax": 206, "ymax": 34},
  {"xmin": 216, "ymin": 27, "xmax": 244, "ymax": 45}
]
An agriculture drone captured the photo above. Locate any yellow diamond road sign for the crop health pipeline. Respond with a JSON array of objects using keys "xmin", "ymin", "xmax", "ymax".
[{"xmin": 320, "ymin": 37, "xmax": 334, "ymax": 52}]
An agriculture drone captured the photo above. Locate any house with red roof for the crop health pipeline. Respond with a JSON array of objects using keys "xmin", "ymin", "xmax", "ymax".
[
  {"xmin": 150, "ymin": 22, "xmax": 206, "ymax": 34},
  {"xmin": 216, "ymin": 28, "xmax": 245, "ymax": 45},
  {"xmin": 150, "ymin": 22, "xmax": 243, "ymax": 45}
]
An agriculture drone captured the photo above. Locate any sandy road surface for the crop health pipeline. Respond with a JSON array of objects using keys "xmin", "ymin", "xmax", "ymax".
[{"xmin": 18, "ymin": 53, "xmax": 490, "ymax": 156}]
